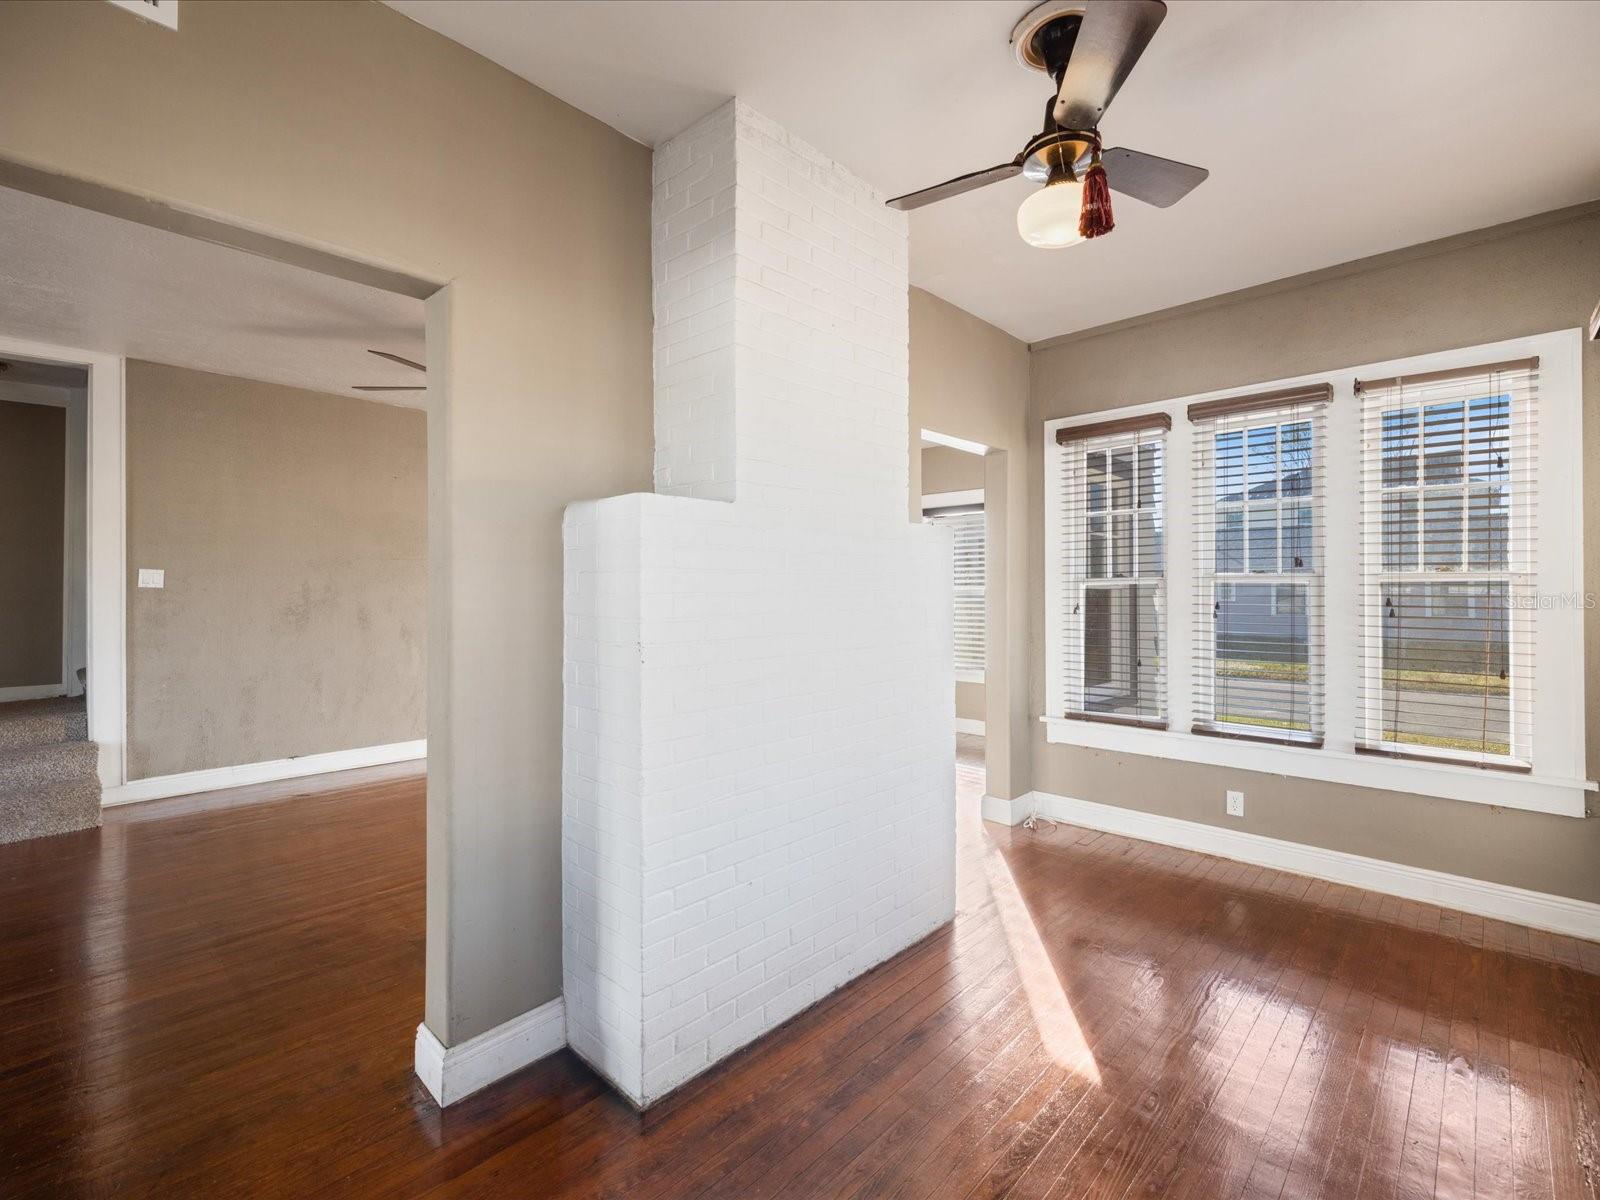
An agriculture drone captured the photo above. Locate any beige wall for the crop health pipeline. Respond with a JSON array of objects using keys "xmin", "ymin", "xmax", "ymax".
[
  {"xmin": 124, "ymin": 362, "xmax": 425, "ymax": 779},
  {"xmin": 0, "ymin": 0, "xmax": 653, "ymax": 1043},
  {"xmin": 953, "ymin": 681, "xmax": 985, "ymax": 725},
  {"xmin": 0, "ymin": 398, "xmax": 64, "ymax": 688},
  {"xmin": 920, "ymin": 445, "xmax": 985, "ymax": 495},
  {"xmin": 910, "ymin": 288, "xmax": 1031, "ymax": 793},
  {"xmin": 1030, "ymin": 202, "xmax": 1600, "ymax": 903}
]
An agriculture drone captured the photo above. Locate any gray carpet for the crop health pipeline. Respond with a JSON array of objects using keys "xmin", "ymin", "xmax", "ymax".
[{"xmin": 0, "ymin": 696, "xmax": 101, "ymax": 844}]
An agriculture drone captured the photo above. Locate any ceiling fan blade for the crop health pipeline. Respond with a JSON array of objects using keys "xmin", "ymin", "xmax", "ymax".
[
  {"xmin": 367, "ymin": 349, "xmax": 426, "ymax": 372},
  {"xmin": 1099, "ymin": 147, "xmax": 1208, "ymax": 208},
  {"xmin": 353, "ymin": 385, "xmax": 427, "ymax": 392},
  {"xmin": 886, "ymin": 159, "xmax": 1024, "ymax": 211},
  {"xmin": 1052, "ymin": 0, "xmax": 1166, "ymax": 129}
]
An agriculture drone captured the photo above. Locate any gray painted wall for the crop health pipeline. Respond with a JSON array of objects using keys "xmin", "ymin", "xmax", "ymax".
[
  {"xmin": 1030, "ymin": 202, "xmax": 1600, "ymax": 903},
  {"xmin": 0, "ymin": 399, "xmax": 64, "ymax": 688},
  {"xmin": 125, "ymin": 361, "xmax": 426, "ymax": 779}
]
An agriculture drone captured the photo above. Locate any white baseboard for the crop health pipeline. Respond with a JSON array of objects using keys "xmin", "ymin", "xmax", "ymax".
[
  {"xmin": 955, "ymin": 718, "xmax": 986, "ymax": 736},
  {"xmin": 0, "ymin": 683, "xmax": 68, "ymax": 703},
  {"xmin": 102, "ymin": 739, "xmax": 426, "ymax": 807},
  {"xmin": 414, "ymin": 996, "xmax": 567, "ymax": 1107},
  {"xmin": 995, "ymin": 789, "xmax": 1600, "ymax": 943},
  {"xmin": 981, "ymin": 793, "xmax": 1023, "ymax": 825}
]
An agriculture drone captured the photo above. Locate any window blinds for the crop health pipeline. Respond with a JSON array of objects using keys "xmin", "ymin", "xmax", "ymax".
[
  {"xmin": 1189, "ymin": 385, "xmax": 1330, "ymax": 746},
  {"xmin": 1355, "ymin": 357, "xmax": 1538, "ymax": 769},
  {"xmin": 1056, "ymin": 414, "xmax": 1169, "ymax": 726},
  {"xmin": 926, "ymin": 507, "xmax": 986, "ymax": 676}
]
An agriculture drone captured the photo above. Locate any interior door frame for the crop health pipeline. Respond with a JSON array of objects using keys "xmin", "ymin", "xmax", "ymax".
[{"xmin": 0, "ymin": 332, "xmax": 126, "ymax": 790}]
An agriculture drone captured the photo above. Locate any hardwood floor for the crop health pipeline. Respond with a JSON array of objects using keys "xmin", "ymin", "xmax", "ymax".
[{"xmin": 1, "ymin": 747, "xmax": 1596, "ymax": 1198}]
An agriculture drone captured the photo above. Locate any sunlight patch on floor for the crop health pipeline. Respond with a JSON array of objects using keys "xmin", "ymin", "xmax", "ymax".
[{"xmin": 982, "ymin": 835, "xmax": 1101, "ymax": 1084}]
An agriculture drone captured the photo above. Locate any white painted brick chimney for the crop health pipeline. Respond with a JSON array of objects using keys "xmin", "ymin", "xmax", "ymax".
[{"xmin": 562, "ymin": 101, "xmax": 955, "ymax": 1107}]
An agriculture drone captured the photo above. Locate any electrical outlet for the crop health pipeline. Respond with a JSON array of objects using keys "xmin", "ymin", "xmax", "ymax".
[
  {"xmin": 137, "ymin": 568, "xmax": 165, "ymax": 589},
  {"xmin": 1225, "ymin": 790, "xmax": 1245, "ymax": 818}
]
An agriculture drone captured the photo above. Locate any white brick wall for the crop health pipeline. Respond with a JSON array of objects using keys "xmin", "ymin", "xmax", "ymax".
[
  {"xmin": 652, "ymin": 103, "xmax": 738, "ymax": 503},
  {"xmin": 564, "ymin": 100, "xmax": 954, "ymax": 1107}
]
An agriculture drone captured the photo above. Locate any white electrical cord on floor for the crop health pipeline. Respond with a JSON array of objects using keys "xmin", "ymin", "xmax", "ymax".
[{"xmin": 1021, "ymin": 797, "xmax": 1057, "ymax": 834}]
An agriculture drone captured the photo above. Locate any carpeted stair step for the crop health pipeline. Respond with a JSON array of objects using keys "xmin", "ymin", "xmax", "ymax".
[
  {"xmin": 0, "ymin": 737, "xmax": 102, "ymax": 845},
  {"xmin": 0, "ymin": 696, "xmax": 89, "ymax": 753}
]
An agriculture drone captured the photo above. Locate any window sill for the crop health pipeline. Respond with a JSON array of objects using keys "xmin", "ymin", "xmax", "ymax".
[
  {"xmin": 955, "ymin": 670, "xmax": 986, "ymax": 685},
  {"xmin": 1041, "ymin": 716, "xmax": 1592, "ymax": 818}
]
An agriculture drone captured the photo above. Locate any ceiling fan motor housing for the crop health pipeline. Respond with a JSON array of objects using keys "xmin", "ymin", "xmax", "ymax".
[
  {"xmin": 1011, "ymin": 1, "xmax": 1088, "ymax": 79},
  {"xmin": 1022, "ymin": 131, "xmax": 1097, "ymax": 184},
  {"xmin": 1034, "ymin": 13, "xmax": 1084, "ymax": 84}
]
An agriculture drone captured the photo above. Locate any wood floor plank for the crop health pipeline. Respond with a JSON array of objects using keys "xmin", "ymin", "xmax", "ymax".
[
  {"xmin": 1352, "ymin": 904, "xmax": 1447, "ymax": 1200},
  {"xmin": 1273, "ymin": 893, "xmax": 1404, "ymax": 1199},
  {"xmin": 1159, "ymin": 880, "xmax": 1338, "ymax": 1200},
  {"xmin": 1471, "ymin": 917, "xmax": 1517, "ymax": 1200},
  {"xmin": 2, "ymin": 746, "xmax": 1597, "ymax": 1199},
  {"xmin": 1505, "ymin": 922, "xmax": 1559, "ymax": 1200},
  {"xmin": 1394, "ymin": 907, "xmax": 1467, "ymax": 1200},
  {"xmin": 955, "ymin": 856, "xmax": 1261, "ymax": 1200},
  {"xmin": 1024, "ymin": 876, "xmax": 1324, "ymax": 1200},
  {"xmin": 1232, "ymin": 930, "xmax": 1364, "ymax": 1197},
  {"xmin": 1038, "ymin": 856, "xmax": 1330, "ymax": 1200},
  {"xmin": 1436, "ymin": 926, "xmax": 1485, "ymax": 1200}
]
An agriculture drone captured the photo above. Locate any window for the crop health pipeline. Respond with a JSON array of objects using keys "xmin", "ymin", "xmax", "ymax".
[
  {"xmin": 1043, "ymin": 330, "xmax": 1582, "ymax": 817},
  {"xmin": 1190, "ymin": 386, "xmax": 1329, "ymax": 745},
  {"xmin": 1053, "ymin": 414, "xmax": 1169, "ymax": 726},
  {"xmin": 925, "ymin": 505, "xmax": 986, "ymax": 679},
  {"xmin": 1357, "ymin": 357, "xmax": 1537, "ymax": 768}
]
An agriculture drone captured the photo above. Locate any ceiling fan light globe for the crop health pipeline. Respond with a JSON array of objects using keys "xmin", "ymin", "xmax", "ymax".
[{"xmin": 1017, "ymin": 179, "xmax": 1085, "ymax": 249}]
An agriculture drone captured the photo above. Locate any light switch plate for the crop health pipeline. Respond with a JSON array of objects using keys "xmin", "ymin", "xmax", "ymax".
[
  {"xmin": 137, "ymin": 568, "xmax": 165, "ymax": 589},
  {"xmin": 1225, "ymin": 790, "xmax": 1244, "ymax": 817}
]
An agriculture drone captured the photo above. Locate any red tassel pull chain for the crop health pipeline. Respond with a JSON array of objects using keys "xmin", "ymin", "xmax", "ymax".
[{"xmin": 1079, "ymin": 147, "xmax": 1114, "ymax": 239}]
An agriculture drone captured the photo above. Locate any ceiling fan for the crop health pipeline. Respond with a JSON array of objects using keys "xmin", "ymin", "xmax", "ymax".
[
  {"xmin": 887, "ymin": 0, "xmax": 1207, "ymax": 249},
  {"xmin": 354, "ymin": 349, "xmax": 426, "ymax": 393}
]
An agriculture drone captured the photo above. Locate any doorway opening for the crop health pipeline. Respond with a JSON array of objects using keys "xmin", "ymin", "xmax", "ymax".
[
  {"xmin": 0, "ymin": 357, "xmax": 93, "ymax": 840},
  {"xmin": 0, "ymin": 178, "xmax": 431, "ymax": 841},
  {"xmin": 920, "ymin": 427, "xmax": 991, "ymax": 793}
]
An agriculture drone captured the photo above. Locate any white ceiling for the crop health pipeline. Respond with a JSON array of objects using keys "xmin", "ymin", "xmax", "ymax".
[
  {"xmin": 0, "ymin": 186, "xmax": 426, "ymax": 403},
  {"xmin": 387, "ymin": 0, "xmax": 1600, "ymax": 344}
]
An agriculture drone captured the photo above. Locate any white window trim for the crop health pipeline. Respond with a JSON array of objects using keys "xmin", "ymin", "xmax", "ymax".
[
  {"xmin": 922, "ymin": 489, "xmax": 983, "ymax": 509},
  {"xmin": 1044, "ymin": 328, "xmax": 1590, "ymax": 818}
]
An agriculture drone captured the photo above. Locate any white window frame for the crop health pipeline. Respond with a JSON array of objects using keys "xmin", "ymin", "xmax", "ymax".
[
  {"xmin": 1057, "ymin": 426, "xmax": 1168, "ymax": 725},
  {"xmin": 1043, "ymin": 329, "xmax": 1590, "ymax": 817},
  {"xmin": 1192, "ymin": 403, "xmax": 1326, "ymax": 744},
  {"xmin": 1356, "ymin": 371, "xmax": 1536, "ymax": 768}
]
